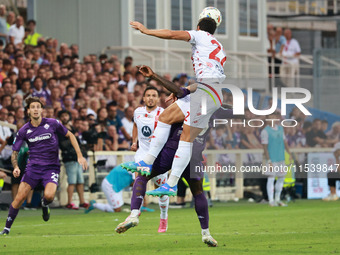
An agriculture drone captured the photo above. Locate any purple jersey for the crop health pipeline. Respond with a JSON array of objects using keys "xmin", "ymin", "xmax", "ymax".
[{"xmin": 13, "ymin": 118, "xmax": 68, "ymax": 169}]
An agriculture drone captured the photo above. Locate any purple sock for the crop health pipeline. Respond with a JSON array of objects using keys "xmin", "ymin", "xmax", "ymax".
[
  {"xmin": 5, "ymin": 204, "xmax": 19, "ymax": 230},
  {"xmin": 42, "ymin": 197, "xmax": 52, "ymax": 206},
  {"xmin": 131, "ymin": 175, "xmax": 148, "ymax": 210},
  {"xmin": 194, "ymin": 193, "xmax": 209, "ymax": 229}
]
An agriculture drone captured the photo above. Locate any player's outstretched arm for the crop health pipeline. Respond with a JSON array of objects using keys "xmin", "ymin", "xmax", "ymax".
[
  {"xmin": 138, "ymin": 65, "xmax": 186, "ymax": 97},
  {"xmin": 130, "ymin": 21, "xmax": 190, "ymax": 41},
  {"xmin": 65, "ymin": 131, "xmax": 88, "ymax": 170}
]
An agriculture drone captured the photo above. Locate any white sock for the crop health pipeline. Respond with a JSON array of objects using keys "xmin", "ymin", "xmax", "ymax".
[
  {"xmin": 145, "ymin": 121, "xmax": 171, "ymax": 164},
  {"xmin": 167, "ymin": 175, "xmax": 180, "ymax": 187},
  {"xmin": 267, "ymin": 177, "xmax": 275, "ymax": 203},
  {"xmin": 159, "ymin": 195, "xmax": 169, "ymax": 219},
  {"xmin": 130, "ymin": 209, "xmax": 140, "ymax": 218},
  {"xmin": 202, "ymin": 228, "xmax": 210, "ymax": 236},
  {"xmin": 274, "ymin": 177, "xmax": 285, "ymax": 202},
  {"xmin": 93, "ymin": 203, "xmax": 114, "ymax": 213},
  {"xmin": 167, "ymin": 141, "xmax": 192, "ymax": 187}
]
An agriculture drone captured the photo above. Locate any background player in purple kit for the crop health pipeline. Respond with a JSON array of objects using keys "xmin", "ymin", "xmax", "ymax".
[{"xmin": 0, "ymin": 97, "xmax": 88, "ymax": 236}]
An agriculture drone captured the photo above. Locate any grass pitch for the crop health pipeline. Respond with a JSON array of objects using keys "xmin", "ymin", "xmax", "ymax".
[{"xmin": 0, "ymin": 200, "xmax": 339, "ymax": 255}]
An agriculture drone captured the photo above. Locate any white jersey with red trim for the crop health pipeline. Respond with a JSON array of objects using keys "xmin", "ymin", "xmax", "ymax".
[
  {"xmin": 133, "ymin": 106, "xmax": 164, "ymax": 162},
  {"xmin": 187, "ymin": 30, "xmax": 226, "ymax": 82}
]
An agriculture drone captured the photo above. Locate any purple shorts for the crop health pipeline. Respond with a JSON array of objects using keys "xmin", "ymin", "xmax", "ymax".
[
  {"xmin": 21, "ymin": 166, "xmax": 60, "ymax": 189},
  {"xmin": 153, "ymin": 147, "xmax": 203, "ymax": 181}
]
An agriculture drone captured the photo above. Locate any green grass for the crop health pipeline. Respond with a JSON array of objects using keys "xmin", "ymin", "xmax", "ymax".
[{"xmin": 0, "ymin": 200, "xmax": 339, "ymax": 255}]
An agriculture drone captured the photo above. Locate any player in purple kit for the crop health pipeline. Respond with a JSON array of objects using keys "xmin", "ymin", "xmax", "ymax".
[{"xmin": 0, "ymin": 97, "xmax": 88, "ymax": 236}]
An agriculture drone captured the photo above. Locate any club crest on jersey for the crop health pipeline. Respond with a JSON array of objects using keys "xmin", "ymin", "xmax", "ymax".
[
  {"xmin": 44, "ymin": 124, "xmax": 50, "ymax": 130},
  {"xmin": 141, "ymin": 126, "xmax": 152, "ymax": 137}
]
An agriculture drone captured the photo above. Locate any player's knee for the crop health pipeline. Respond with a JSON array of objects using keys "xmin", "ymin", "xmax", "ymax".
[
  {"xmin": 114, "ymin": 207, "xmax": 121, "ymax": 212},
  {"xmin": 192, "ymin": 190, "xmax": 204, "ymax": 197},
  {"xmin": 44, "ymin": 193, "xmax": 55, "ymax": 202}
]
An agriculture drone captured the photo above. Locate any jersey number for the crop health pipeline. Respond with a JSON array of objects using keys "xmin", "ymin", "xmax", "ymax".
[
  {"xmin": 184, "ymin": 111, "xmax": 190, "ymax": 122},
  {"xmin": 209, "ymin": 40, "xmax": 227, "ymax": 66}
]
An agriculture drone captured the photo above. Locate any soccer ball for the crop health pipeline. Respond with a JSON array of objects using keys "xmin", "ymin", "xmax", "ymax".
[{"xmin": 199, "ymin": 7, "xmax": 222, "ymax": 27}]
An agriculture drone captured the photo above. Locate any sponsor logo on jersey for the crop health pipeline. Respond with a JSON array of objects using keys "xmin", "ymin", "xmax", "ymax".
[
  {"xmin": 44, "ymin": 124, "xmax": 50, "ymax": 130},
  {"xmin": 28, "ymin": 133, "xmax": 52, "ymax": 143},
  {"xmin": 141, "ymin": 126, "xmax": 152, "ymax": 137}
]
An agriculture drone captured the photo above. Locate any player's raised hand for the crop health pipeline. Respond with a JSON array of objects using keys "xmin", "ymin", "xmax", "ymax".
[
  {"xmin": 130, "ymin": 21, "xmax": 147, "ymax": 33},
  {"xmin": 138, "ymin": 65, "xmax": 154, "ymax": 77},
  {"xmin": 78, "ymin": 157, "xmax": 88, "ymax": 171},
  {"xmin": 13, "ymin": 167, "xmax": 21, "ymax": 178}
]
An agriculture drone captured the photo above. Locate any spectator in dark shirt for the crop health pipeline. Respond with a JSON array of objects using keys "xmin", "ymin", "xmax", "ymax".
[
  {"xmin": 57, "ymin": 110, "xmax": 88, "ymax": 209},
  {"xmin": 306, "ymin": 119, "xmax": 327, "ymax": 147},
  {"xmin": 106, "ymin": 102, "xmax": 131, "ymax": 141}
]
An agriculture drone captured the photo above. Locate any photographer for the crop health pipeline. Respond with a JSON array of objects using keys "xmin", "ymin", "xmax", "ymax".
[
  {"xmin": 58, "ymin": 110, "xmax": 88, "ymax": 209},
  {"xmin": 82, "ymin": 115, "xmax": 107, "ymax": 151}
]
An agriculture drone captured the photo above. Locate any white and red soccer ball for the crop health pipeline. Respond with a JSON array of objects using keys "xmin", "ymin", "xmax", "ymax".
[{"xmin": 199, "ymin": 7, "xmax": 222, "ymax": 27}]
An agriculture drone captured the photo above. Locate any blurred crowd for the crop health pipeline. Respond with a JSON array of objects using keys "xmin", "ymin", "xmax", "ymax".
[{"xmin": 206, "ymin": 106, "xmax": 340, "ymax": 151}]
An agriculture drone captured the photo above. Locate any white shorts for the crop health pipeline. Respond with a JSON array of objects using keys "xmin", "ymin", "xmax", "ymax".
[
  {"xmin": 175, "ymin": 83, "xmax": 223, "ymax": 128},
  {"xmin": 101, "ymin": 178, "xmax": 124, "ymax": 209},
  {"xmin": 262, "ymin": 161, "xmax": 287, "ymax": 177}
]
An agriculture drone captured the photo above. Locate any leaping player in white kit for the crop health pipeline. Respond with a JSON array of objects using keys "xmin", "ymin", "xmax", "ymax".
[
  {"xmin": 123, "ymin": 8, "xmax": 227, "ymax": 197},
  {"xmin": 130, "ymin": 86, "xmax": 169, "ymax": 232}
]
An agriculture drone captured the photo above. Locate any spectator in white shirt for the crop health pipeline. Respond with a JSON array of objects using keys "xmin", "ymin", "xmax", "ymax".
[
  {"xmin": 0, "ymin": 5, "xmax": 7, "ymax": 47},
  {"xmin": 8, "ymin": 16, "xmax": 24, "ymax": 46},
  {"xmin": 121, "ymin": 106, "xmax": 134, "ymax": 137},
  {"xmin": 281, "ymin": 28, "xmax": 301, "ymax": 87},
  {"xmin": 0, "ymin": 108, "xmax": 13, "ymax": 169}
]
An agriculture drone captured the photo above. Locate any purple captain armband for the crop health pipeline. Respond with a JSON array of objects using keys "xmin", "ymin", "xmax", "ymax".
[{"xmin": 177, "ymin": 87, "xmax": 190, "ymax": 99}]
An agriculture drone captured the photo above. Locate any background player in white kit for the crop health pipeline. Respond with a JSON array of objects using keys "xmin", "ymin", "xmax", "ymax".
[
  {"xmin": 131, "ymin": 86, "xmax": 169, "ymax": 232},
  {"xmin": 125, "ymin": 15, "xmax": 227, "ymax": 196}
]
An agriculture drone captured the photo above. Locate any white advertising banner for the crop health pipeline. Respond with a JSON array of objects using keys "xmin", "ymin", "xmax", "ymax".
[{"xmin": 307, "ymin": 152, "xmax": 339, "ymax": 199}]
